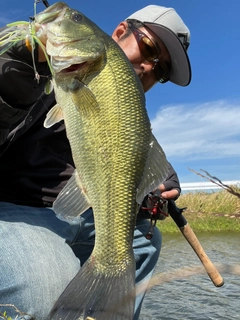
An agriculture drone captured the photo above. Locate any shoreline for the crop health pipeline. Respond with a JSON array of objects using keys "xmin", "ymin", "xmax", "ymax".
[
  {"xmin": 158, "ymin": 188, "xmax": 240, "ymax": 233},
  {"xmin": 157, "ymin": 212, "xmax": 240, "ymax": 233}
]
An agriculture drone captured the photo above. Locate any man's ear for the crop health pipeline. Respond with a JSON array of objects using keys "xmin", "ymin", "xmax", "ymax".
[{"xmin": 112, "ymin": 21, "xmax": 128, "ymax": 42}]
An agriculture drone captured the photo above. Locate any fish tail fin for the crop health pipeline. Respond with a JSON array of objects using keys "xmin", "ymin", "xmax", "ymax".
[{"xmin": 49, "ymin": 256, "xmax": 136, "ymax": 320}]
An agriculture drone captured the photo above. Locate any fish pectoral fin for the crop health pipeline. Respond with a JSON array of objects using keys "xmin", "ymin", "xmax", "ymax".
[
  {"xmin": 69, "ymin": 82, "xmax": 99, "ymax": 113},
  {"xmin": 136, "ymin": 133, "xmax": 170, "ymax": 204},
  {"xmin": 53, "ymin": 170, "xmax": 91, "ymax": 221},
  {"xmin": 44, "ymin": 104, "xmax": 64, "ymax": 128}
]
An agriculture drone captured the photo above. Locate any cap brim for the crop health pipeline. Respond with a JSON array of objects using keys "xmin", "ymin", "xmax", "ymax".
[{"xmin": 144, "ymin": 22, "xmax": 191, "ymax": 86}]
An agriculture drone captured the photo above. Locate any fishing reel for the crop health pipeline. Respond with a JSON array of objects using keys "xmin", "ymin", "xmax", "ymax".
[{"xmin": 140, "ymin": 190, "xmax": 169, "ymax": 240}]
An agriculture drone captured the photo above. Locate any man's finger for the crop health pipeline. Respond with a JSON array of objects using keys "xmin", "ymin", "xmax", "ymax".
[{"xmin": 161, "ymin": 189, "xmax": 179, "ymax": 199}]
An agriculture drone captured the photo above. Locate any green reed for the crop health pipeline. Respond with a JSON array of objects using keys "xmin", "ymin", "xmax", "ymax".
[{"xmin": 158, "ymin": 187, "xmax": 240, "ymax": 233}]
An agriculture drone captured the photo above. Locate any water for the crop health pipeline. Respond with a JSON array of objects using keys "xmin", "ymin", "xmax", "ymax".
[{"xmin": 140, "ymin": 232, "xmax": 240, "ymax": 319}]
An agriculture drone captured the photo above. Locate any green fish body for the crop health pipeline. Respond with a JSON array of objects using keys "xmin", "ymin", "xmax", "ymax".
[{"xmin": 35, "ymin": 2, "xmax": 169, "ymax": 319}]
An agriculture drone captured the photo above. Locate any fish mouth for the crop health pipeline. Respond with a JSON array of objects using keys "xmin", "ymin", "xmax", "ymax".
[
  {"xmin": 51, "ymin": 56, "xmax": 88, "ymax": 74},
  {"xmin": 60, "ymin": 62, "xmax": 87, "ymax": 73}
]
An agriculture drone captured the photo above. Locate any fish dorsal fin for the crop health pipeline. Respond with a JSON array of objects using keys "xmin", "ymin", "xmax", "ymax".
[
  {"xmin": 136, "ymin": 133, "xmax": 170, "ymax": 204},
  {"xmin": 53, "ymin": 170, "xmax": 91, "ymax": 221},
  {"xmin": 69, "ymin": 81, "xmax": 99, "ymax": 113},
  {"xmin": 44, "ymin": 104, "xmax": 64, "ymax": 128}
]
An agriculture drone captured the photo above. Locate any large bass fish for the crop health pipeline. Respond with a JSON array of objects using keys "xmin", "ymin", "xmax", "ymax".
[{"xmin": 34, "ymin": 2, "xmax": 169, "ymax": 319}]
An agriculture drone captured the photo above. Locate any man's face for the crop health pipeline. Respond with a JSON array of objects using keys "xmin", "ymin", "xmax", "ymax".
[{"xmin": 112, "ymin": 22, "xmax": 171, "ymax": 92}]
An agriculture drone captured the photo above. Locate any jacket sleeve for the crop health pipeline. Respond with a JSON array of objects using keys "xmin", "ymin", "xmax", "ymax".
[{"xmin": 162, "ymin": 162, "xmax": 181, "ymax": 200}]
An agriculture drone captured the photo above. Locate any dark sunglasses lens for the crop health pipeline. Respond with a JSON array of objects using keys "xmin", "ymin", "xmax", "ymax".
[
  {"xmin": 128, "ymin": 23, "xmax": 170, "ymax": 83},
  {"xmin": 138, "ymin": 37, "xmax": 158, "ymax": 62}
]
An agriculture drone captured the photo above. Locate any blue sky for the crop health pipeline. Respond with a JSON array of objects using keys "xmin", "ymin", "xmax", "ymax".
[{"xmin": 1, "ymin": 0, "xmax": 240, "ymax": 185}]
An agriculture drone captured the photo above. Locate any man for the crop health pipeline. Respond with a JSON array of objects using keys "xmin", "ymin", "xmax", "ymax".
[{"xmin": 0, "ymin": 4, "xmax": 191, "ymax": 320}]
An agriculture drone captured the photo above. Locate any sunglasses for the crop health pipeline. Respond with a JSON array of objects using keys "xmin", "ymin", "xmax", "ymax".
[{"xmin": 127, "ymin": 21, "xmax": 170, "ymax": 83}]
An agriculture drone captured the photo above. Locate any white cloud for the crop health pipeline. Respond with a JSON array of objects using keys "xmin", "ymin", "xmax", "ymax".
[{"xmin": 151, "ymin": 100, "xmax": 240, "ymax": 159}]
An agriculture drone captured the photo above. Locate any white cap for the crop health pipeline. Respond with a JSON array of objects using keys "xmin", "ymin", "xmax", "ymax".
[{"xmin": 126, "ymin": 5, "xmax": 191, "ymax": 86}]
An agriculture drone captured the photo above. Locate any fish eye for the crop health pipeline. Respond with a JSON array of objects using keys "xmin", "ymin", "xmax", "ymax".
[{"xmin": 72, "ymin": 12, "xmax": 83, "ymax": 22}]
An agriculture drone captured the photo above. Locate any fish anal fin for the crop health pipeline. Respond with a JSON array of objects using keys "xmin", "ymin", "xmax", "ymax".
[{"xmin": 53, "ymin": 170, "xmax": 91, "ymax": 221}]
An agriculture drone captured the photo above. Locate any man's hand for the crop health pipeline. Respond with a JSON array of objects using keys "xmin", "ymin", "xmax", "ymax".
[
  {"xmin": 158, "ymin": 183, "xmax": 179, "ymax": 200},
  {"xmin": 158, "ymin": 163, "xmax": 181, "ymax": 200}
]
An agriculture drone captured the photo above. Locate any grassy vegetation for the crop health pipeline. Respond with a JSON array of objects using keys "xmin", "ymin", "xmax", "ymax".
[{"xmin": 157, "ymin": 188, "xmax": 240, "ymax": 233}]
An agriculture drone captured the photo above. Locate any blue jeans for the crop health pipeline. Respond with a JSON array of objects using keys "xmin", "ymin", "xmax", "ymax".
[{"xmin": 0, "ymin": 202, "xmax": 161, "ymax": 320}]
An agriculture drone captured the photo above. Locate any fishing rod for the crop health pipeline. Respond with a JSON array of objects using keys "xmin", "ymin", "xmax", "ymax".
[
  {"xmin": 143, "ymin": 191, "xmax": 224, "ymax": 287},
  {"xmin": 167, "ymin": 198, "xmax": 224, "ymax": 287},
  {"xmin": 42, "ymin": 0, "xmax": 50, "ymax": 7},
  {"xmin": 35, "ymin": 0, "xmax": 50, "ymax": 7}
]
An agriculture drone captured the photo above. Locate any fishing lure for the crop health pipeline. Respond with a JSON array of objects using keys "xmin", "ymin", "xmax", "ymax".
[{"xmin": 0, "ymin": 0, "xmax": 53, "ymax": 82}]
